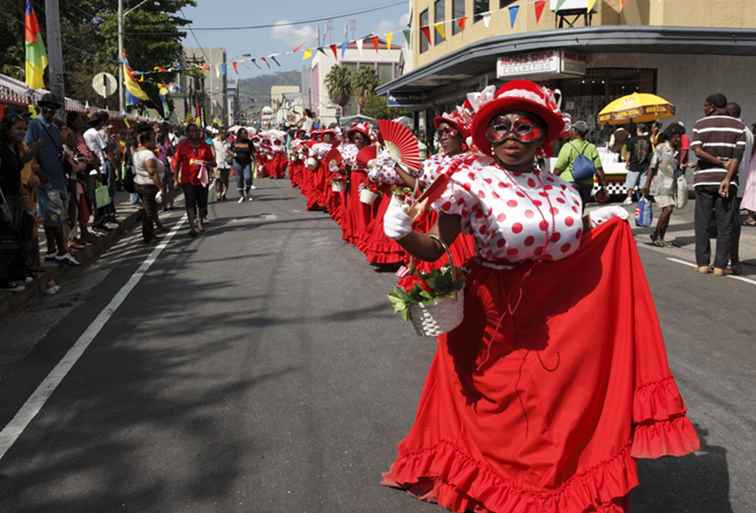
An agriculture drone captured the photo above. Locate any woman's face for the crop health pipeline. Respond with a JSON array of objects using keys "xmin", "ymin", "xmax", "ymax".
[
  {"xmin": 352, "ymin": 132, "xmax": 367, "ymax": 148},
  {"xmin": 669, "ymin": 133, "xmax": 681, "ymax": 148},
  {"xmin": 9, "ymin": 119, "xmax": 27, "ymax": 144},
  {"xmin": 485, "ymin": 111, "xmax": 545, "ymax": 169},
  {"xmin": 437, "ymin": 122, "xmax": 462, "ymax": 155},
  {"xmin": 238, "ymin": 129, "xmax": 248, "ymax": 140}
]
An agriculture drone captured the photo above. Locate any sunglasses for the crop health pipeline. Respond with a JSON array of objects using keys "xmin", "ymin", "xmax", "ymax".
[{"xmin": 485, "ymin": 113, "xmax": 545, "ymax": 144}]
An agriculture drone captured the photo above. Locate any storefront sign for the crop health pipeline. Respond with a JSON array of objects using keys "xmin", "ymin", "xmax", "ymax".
[
  {"xmin": 387, "ymin": 92, "xmax": 429, "ymax": 107},
  {"xmin": 497, "ymin": 50, "xmax": 586, "ymax": 80}
]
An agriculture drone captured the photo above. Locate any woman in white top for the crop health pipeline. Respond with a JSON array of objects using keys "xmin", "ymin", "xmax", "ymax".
[
  {"xmin": 213, "ymin": 132, "xmax": 232, "ymax": 201},
  {"xmin": 132, "ymin": 131, "xmax": 165, "ymax": 243}
]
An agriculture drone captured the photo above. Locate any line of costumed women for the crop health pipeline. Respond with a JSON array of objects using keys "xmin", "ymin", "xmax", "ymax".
[{"xmin": 379, "ymin": 80, "xmax": 700, "ymax": 513}]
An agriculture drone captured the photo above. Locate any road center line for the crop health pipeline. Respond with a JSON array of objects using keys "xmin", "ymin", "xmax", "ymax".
[
  {"xmin": 0, "ymin": 217, "xmax": 186, "ymax": 462},
  {"xmin": 666, "ymin": 257, "xmax": 756, "ymax": 286}
]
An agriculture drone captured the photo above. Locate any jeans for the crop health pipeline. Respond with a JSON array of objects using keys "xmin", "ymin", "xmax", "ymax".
[
  {"xmin": 135, "ymin": 183, "xmax": 160, "ymax": 241},
  {"xmin": 182, "ymin": 183, "xmax": 208, "ymax": 224},
  {"xmin": 235, "ymin": 162, "xmax": 253, "ymax": 195},
  {"xmin": 694, "ymin": 186, "xmax": 738, "ymax": 269}
]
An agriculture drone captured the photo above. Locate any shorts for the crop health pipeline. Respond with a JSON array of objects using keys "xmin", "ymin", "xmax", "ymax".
[
  {"xmin": 38, "ymin": 186, "xmax": 68, "ymax": 226},
  {"xmin": 624, "ymin": 171, "xmax": 647, "ymax": 190}
]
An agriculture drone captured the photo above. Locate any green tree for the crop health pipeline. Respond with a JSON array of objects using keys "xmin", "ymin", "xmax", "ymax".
[
  {"xmin": 362, "ymin": 93, "xmax": 411, "ymax": 120},
  {"xmin": 325, "ymin": 64, "xmax": 353, "ymax": 111},
  {"xmin": 350, "ymin": 65, "xmax": 379, "ymax": 115}
]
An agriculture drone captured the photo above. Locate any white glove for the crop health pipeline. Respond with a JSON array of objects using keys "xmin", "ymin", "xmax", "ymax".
[
  {"xmin": 384, "ymin": 195, "xmax": 413, "ymax": 240},
  {"xmin": 589, "ymin": 205, "xmax": 629, "ymax": 228}
]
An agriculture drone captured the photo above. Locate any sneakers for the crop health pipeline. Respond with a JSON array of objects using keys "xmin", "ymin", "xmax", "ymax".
[
  {"xmin": 104, "ymin": 221, "xmax": 120, "ymax": 230},
  {"xmin": 622, "ymin": 197, "xmax": 633, "ymax": 205},
  {"xmin": 712, "ymin": 267, "xmax": 731, "ymax": 277},
  {"xmin": 45, "ymin": 283, "xmax": 60, "ymax": 295},
  {"xmin": 246, "ymin": 195, "xmax": 254, "ymax": 202},
  {"xmin": 55, "ymin": 253, "xmax": 81, "ymax": 266},
  {"xmin": 238, "ymin": 196, "xmax": 246, "ymax": 204},
  {"xmin": 250, "ymin": 185, "xmax": 257, "ymax": 190},
  {"xmin": 44, "ymin": 254, "xmax": 58, "ymax": 262}
]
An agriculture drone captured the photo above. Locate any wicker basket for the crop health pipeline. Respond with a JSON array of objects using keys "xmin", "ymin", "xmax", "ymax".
[
  {"xmin": 359, "ymin": 188, "xmax": 379, "ymax": 205},
  {"xmin": 331, "ymin": 180, "xmax": 344, "ymax": 193},
  {"xmin": 406, "ymin": 236, "xmax": 465, "ymax": 337}
]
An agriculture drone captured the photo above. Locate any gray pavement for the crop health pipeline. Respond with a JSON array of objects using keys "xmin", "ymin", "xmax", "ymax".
[{"xmin": 0, "ymin": 179, "xmax": 753, "ymax": 513}]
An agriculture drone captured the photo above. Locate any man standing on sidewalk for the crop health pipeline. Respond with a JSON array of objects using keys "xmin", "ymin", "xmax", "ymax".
[
  {"xmin": 690, "ymin": 94, "xmax": 746, "ymax": 276},
  {"xmin": 725, "ymin": 102, "xmax": 753, "ymax": 275}
]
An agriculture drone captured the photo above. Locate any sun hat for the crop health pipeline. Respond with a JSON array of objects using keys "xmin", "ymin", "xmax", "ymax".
[{"xmin": 470, "ymin": 80, "xmax": 565, "ymax": 157}]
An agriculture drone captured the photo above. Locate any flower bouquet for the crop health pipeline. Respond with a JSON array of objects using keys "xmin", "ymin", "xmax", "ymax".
[{"xmin": 388, "ymin": 242, "xmax": 466, "ymax": 337}]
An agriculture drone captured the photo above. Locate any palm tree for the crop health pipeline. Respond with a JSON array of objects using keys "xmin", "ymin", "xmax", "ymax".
[
  {"xmin": 351, "ymin": 66, "xmax": 379, "ymax": 115},
  {"xmin": 325, "ymin": 65, "xmax": 353, "ymax": 112}
]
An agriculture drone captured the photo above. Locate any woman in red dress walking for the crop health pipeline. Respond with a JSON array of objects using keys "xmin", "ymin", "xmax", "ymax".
[{"xmin": 381, "ymin": 80, "xmax": 700, "ymax": 513}]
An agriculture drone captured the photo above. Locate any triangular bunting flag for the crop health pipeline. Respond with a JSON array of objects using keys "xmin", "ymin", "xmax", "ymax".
[
  {"xmin": 458, "ymin": 16, "xmax": 467, "ymax": 31},
  {"xmin": 215, "ymin": 64, "xmax": 220, "ymax": 78},
  {"xmin": 508, "ymin": 5, "xmax": 520, "ymax": 28},
  {"xmin": 555, "ymin": 0, "xmax": 568, "ymax": 10},
  {"xmin": 330, "ymin": 44, "xmax": 338, "ymax": 59},
  {"xmin": 587, "ymin": 0, "xmax": 597, "ymax": 11},
  {"xmin": 231, "ymin": 61, "xmax": 238, "ymax": 74},
  {"xmin": 302, "ymin": 48, "xmax": 313, "ymax": 60},
  {"xmin": 251, "ymin": 59, "xmax": 262, "ymax": 69},
  {"xmin": 270, "ymin": 56, "xmax": 281, "ymax": 67},
  {"xmin": 434, "ymin": 22, "xmax": 445, "ymax": 41},
  {"xmin": 535, "ymin": 0, "xmax": 547, "ymax": 22},
  {"xmin": 619, "ymin": 0, "xmax": 624, "ymax": 11},
  {"xmin": 292, "ymin": 42, "xmax": 305, "ymax": 53},
  {"xmin": 385, "ymin": 32, "xmax": 393, "ymax": 48},
  {"xmin": 482, "ymin": 14, "xmax": 492, "ymax": 28},
  {"xmin": 317, "ymin": 47, "xmax": 327, "ymax": 55},
  {"xmin": 261, "ymin": 57, "xmax": 271, "ymax": 69},
  {"xmin": 371, "ymin": 35, "xmax": 380, "ymax": 52},
  {"xmin": 402, "ymin": 29, "xmax": 411, "ymax": 45},
  {"xmin": 420, "ymin": 26, "xmax": 431, "ymax": 44},
  {"xmin": 340, "ymin": 40, "xmax": 348, "ymax": 58},
  {"xmin": 356, "ymin": 38, "xmax": 364, "ymax": 55}
]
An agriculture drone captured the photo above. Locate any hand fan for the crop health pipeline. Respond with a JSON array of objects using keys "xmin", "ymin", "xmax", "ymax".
[{"xmin": 378, "ymin": 119, "xmax": 421, "ymax": 172}]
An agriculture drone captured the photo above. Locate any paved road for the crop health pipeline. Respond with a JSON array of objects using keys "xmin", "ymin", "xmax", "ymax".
[{"xmin": 0, "ymin": 179, "xmax": 753, "ymax": 513}]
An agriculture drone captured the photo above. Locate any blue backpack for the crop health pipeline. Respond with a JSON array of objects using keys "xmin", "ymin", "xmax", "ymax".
[{"xmin": 570, "ymin": 143, "xmax": 596, "ymax": 182}]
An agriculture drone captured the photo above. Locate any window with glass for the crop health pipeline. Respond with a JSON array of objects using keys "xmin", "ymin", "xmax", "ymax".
[
  {"xmin": 474, "ymin": 0, "xmax": 489, "ymax": 23},
  {"xmin": 419, "ymin": 9, "xmax": 429, "ymax": 53},
  {"xmin": 434, "ymin": 0, "xmax": 445, "ymax": 45},
  {"xmin": 377, "ymin": 63, "xmax": 394, "ymax": 85},
  {"xmin": 452, "ymin": 0, "xmax": 465, "ymax": 35}
]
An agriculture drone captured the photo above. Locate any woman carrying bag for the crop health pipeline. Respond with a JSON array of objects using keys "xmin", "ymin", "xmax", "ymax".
[
  {"xmin": 132, "ymin": 132, "xmax": 166, "ymax": 244},
  {"xmin": 381, "ymin": 80, "xmax": 700, "ymax": 513}
]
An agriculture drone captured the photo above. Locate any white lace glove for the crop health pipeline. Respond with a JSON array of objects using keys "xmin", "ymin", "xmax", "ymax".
[
  {"xmin": 589, "ymin": 206, "xmax": 630, "ymax": 228},
  {"xmin": 384, "ymin": 195, "xmax": 413, "ymax": 240}
]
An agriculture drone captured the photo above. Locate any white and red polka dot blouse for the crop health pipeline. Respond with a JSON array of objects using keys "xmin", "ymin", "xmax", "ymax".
[{"xmin": 432, "ymin": 155, "xmax": 584, "ymax": 263}]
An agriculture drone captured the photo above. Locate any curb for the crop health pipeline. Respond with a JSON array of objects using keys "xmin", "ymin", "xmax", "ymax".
[{"xmin": 0, "ymin": 208, "xmax": 143, "ymax": 319}]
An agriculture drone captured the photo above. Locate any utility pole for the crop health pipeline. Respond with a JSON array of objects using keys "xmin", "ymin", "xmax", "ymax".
[
  {"xmin": 44, "ymin": 0, "xmax": 65, "ymax": 102},
  {"xmin": 117, "ymin": 0, "xmax": 124, "ymax": 113}
]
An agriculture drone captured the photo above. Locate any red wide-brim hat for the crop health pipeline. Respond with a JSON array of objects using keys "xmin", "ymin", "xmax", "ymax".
[{"xmin": 471, "ymin": 80, "xmax": 565, "ymax": 157}]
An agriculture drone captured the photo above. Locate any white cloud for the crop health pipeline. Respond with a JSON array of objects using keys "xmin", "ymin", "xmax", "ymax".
[
  {"xmin": 374, "ymin": 12, "xmax": 410, "ymax": 36},
  {"xmin": 270, "ymin": 20, "xmax": 317, "ymax": 45}
]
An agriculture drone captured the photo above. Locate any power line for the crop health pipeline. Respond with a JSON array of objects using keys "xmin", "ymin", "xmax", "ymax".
[{"xmin": 124, "ymin": 1, "xmax": 405, "ymax": 34}]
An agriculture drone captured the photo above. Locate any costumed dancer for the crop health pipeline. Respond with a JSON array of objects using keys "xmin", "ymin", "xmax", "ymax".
[
  {"xmin": 306, "ymin": 129, "xmax": 336, "ymax": 211},
  {"xmin": 300, "ymin": 130, "xmax": 320, "ymax": 206},
  {"xmin": 322, "ymin": 136, "xmax": 349, "ymax": 234},
  {"xmin": 381, "ymin": 80, "xmax": 700, "ymax": 513},
  {"xmin": 289, "ymin": 129, "xmax": 306, "ymax": 188},
  {"xmin": 343, "ymin": 123, "xmax": 376, "ymax": 246},
  {"xmin": 272, "ymin": 134, "xmax": 288, "ymax": 179}
]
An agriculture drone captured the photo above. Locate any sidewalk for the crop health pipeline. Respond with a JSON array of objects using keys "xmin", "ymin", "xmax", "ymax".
[{"xmin": 0, "ymin": 190, "xmax": 144, "ymax": 317}]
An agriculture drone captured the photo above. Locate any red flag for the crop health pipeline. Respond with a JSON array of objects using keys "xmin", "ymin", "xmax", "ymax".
[
  {"xmin": 292, "ymin": 42, "xmax": 305, "ymax": 53},
  {"xmin": 231, "ymin": 61, "xmax": 238, "ymax": 74},
  {"xmin": 371, "ymin": 35, "xmax": 380, "ymax": 52},
  {"xmin": 421, "ymin": 26, "xmax": 431, "ymax": 44},
  {"xmin": 330, "ymin": 44, "xmax": 338, "ymax": 59},
  {"xmin": 457, "ymin": 16, "xmax": 467, "ymax": 31},
  {"xmin": 534, "ymin": 0, "xmax": 546, "ymax": 23}
]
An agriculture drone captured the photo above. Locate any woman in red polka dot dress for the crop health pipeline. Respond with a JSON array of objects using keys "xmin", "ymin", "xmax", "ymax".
[{"xmin": 381, "ymin": 80, "xmax": 700, "ymax": 513}]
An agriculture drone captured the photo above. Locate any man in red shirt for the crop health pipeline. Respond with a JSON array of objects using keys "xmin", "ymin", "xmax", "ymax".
[{"xmin": 174, "ymin": 123, "xmax": 216, "ymax": 236}]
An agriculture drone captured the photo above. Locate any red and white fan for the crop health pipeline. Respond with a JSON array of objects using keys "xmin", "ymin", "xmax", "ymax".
[{"xmin": 378, "ymin": 119, "xmax": 421, "ymax": 172}]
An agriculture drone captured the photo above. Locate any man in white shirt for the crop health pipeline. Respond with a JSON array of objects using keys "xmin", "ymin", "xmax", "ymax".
[{"xmin": 726, "ymin": 102, "xmax": 753, "ymax": 274}]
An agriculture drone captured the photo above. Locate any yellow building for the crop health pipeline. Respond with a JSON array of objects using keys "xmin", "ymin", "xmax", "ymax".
[{"xmin": 378, "ymin": 0, "xmax": 756, "ymax": 141}]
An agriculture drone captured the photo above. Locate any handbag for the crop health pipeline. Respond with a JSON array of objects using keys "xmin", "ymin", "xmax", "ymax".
[
  {"xmin": 675, "ymin": 175, "xmax": 689, "ymax": 209},
  {"xmin": 95, "ymin": 184, "xmax": 112, "ymax": 208},
  {"xmin": 635, "ymin": 197, "xmax": 654, "ymax": 227}
]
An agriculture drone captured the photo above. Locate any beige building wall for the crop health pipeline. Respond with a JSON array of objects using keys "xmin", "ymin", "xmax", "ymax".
[{"xmin": 411, "ymin": 0, "xmax": 756, "ymax": 69}]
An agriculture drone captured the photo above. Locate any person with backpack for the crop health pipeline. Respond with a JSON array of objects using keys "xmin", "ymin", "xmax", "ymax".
[
  {"xmin": 623, "ymin": 123, "xmax": 653, "ymax": 205},
  {"xmin": 553, "ymin": 120, "xmax": 607, "ymax": 211}
]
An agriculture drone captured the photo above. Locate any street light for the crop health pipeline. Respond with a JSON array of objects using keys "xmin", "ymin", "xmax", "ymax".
[{"xmin": 117, "ymin": 0, "xmax": 153, "ymax": 113}]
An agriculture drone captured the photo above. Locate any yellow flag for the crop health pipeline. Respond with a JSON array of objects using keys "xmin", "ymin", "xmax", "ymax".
[
  {"xmin": 302, "ymin": 48, "xmax": 313, "ymax": 60},
  {"xmin": 587, "ymin": 0, "xmax": 597, "ymax": 10},
  {"xmin": 434, "ymin": 22, "xmax": 446, "ymax": 41},
  {"xmin": 385, "ymin": 32, "xmax": 393, "ymax": 48}
]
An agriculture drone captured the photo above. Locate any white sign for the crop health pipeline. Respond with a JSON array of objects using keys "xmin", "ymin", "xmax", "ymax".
[
  {"xmin": 549, "ymin": 0, "xmax": 588, "ymax": 10},
  {"xmin": 497, "ymin": 50, "xmax": 586, "ymax": 80}
]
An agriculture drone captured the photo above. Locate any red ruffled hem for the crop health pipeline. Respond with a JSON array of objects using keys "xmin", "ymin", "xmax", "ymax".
[
  {"xmin": 382, "ymin": 441, "xmax": 637, "ymax": 513},
  {"xmin": 631, "ymin": 415, "xmax": 700, "ymax": 458},
  {"xmin": 358, "ymin": 237, "xmax": 406, "ymax": 265}
]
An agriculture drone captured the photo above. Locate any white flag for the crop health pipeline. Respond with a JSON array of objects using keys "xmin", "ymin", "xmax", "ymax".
[
  {"xmin": 483, "ymin": 13, "xmax": 492, "ymax": 28},
  {"xmin": 356, "ymin": 38, "xmax": 364, "ymax": 56}
]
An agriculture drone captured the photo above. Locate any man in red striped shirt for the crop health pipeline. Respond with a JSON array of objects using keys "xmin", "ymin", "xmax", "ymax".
[{"xmin": 690, "ymin": 93, "xmax": 746, "ymax": 276}]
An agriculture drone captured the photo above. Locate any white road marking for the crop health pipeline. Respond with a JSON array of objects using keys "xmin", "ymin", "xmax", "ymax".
[
  {"xmin": 0, "ymin": 217, "xmax": 186, "ymax": 461},
  {"xmin": 666, "ymin": 257, "xmax": 756, "ymax": 286}
]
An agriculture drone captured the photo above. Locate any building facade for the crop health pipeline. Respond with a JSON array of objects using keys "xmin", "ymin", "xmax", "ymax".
[
  {"xmin": 378, "ymin": 0, "xmax": 756, "ymax": 143},
  {"xmin": 308, "ymin": 39, "xmax": 403, "ymax": 126},
  {"xmin": 175, "ymin": 47, "xmax": 228, "ymax": 127}
]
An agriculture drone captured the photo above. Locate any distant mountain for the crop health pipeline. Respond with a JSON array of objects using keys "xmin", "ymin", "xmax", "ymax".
[{"xmin": 235, "ymin": 71, "xmax": 301, "ymax": 114}]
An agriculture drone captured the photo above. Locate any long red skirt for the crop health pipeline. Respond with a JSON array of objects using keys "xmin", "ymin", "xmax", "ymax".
[
  {"xmin": 273, "ymin": 153, "xmax": 287, "ymax": 179},
  {"xmin": 307, "ymin": 161, "xmax": 328, "ymax": 211},
  {"xmin": 344, "ymin": 170, "xmax": 375, "ymax": 246},
  {"xmin": 289, "ymin": 160, "xmax": 302, "ymax": 188},
  {"xmin": 358, "ymin": 186, "xmax": 406, "ymax": 266},
  {"xmin": 382, "ymin": 218, "xmax": 700, "ymax": 513}
]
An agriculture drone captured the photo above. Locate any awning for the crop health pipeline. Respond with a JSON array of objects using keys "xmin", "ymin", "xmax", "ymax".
[{"xmin": 377, "ymin": 26, "xmax": 756, "ymax": 98}]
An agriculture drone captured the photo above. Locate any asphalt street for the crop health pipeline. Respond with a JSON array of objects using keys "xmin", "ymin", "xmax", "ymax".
[{"xmin": 0, "ymin": 178, "xmax": 753, "ymax": 513}]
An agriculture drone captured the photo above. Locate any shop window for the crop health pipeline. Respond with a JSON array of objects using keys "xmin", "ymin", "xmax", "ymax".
[
  {"xmin": 474, "ymin": 0, "xmax": 490, "ymax": 23},
  {"xmin": 419, "ymin": 9, "xmax": 430, "ymax": 53},
  {"xmin": 377, "ymin": 63, "xmax": 394, "ymax": 85},
  {"xmin": 434, "ymin": 0, "xmax": 446, "ymax": 45},
  {"xmin": 452, "ymin": 0, "xmax": 465, "ymax": 35}
]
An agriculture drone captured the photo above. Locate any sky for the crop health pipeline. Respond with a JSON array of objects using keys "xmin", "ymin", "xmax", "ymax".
[{"xmin": 181, "ymin": 0, "xmax": 410, "ymax": 80}]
